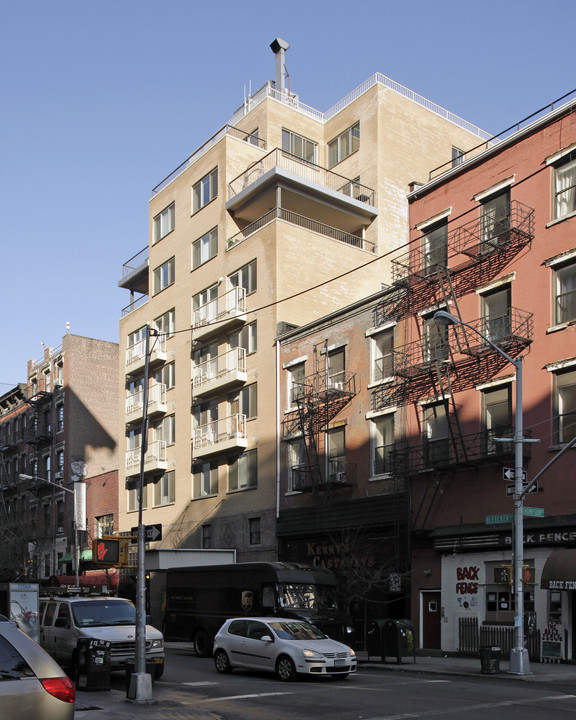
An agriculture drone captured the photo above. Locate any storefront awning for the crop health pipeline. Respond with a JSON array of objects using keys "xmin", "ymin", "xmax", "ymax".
[{"xmin": 541, "ymin": 549, "xmax": 576, "ymax": 590}]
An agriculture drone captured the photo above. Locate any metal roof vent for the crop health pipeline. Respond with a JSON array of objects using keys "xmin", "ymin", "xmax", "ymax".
[{"xmin": 270, "ymin": 38, "xmax": 290, "ymax": 94}]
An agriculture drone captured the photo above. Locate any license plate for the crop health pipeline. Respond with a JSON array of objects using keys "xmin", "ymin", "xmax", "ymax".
[{"xmin": 334, "ymin": 658, "xmax": 345, "ymax": 666}]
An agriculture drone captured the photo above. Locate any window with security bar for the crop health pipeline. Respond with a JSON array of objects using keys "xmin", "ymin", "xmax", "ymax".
[
  {"xmin": 554, "ymin": 263, "xmax": 576, "ymax": 324},
  {"xmin": 553, "ymin": 152, "xmax": 576, "ymax": 220},
  {"xmin": 373, "ymin": 414, "xmax": 394, "ymax": 476},
  {"xmin": 372, "ymin": 329, "xmax": 394, "ymax": 382}
]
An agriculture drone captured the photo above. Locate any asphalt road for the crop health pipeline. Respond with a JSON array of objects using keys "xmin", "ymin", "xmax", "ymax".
[{"xmin": 103, "ymin": 647, "xmax": 576, "ymax": 720}]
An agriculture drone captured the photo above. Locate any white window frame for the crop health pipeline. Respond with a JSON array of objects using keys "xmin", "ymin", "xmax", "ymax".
[
  {"xmin": 193, "ymin": 461, "xmax": 218, "ymax": 498},
  {"xmin": 192, "ymin": 167, "xmax": 218, "ymax": 213},
  {"xmin": 229, "ymin": 321, "xmax": 257, "ymax": 355},
  {"xmin": 372, "ymin": 328, "xmax": 394, "ymax": 383},
  {"xmin": 554, "ymin": 263, "xmax": 576, "ymax": 325},
  {"xmin": 192, "ymin": 227, "xmax": 218, "ymax": 269},
  {"xmin": 281, "ymin": 128, "xmax": 318, "ymax": 164},
  {"xmin": 328, "ymin": 122, "xmax": 360, "ymax": 168},
  {"xmin": 372, "ymin": 413, "xmax": 395, "ymax": 477},
  {"xmin": 153, "ymin": 257, "xmax": 175, "ymax": 295},
  {"xmin": 553, "ymin": 153, "xmax": 576, "ymax": 220},
  {"xmin": 154, "ymin": 308, "xmax": 175, "ymax": 338},
  {"xmin": 228, "ymin": 259, "xmax": 257, "ymax": 295},
  {"xmin": 228, "ymin": 449, "xmax": 257, "ymax": 491},
  {"xmin": 153, "ymin": 202, "xmax": 175, "ymax": 244},
  {"xmin": 153, "ymin": 470, "xmax": 175, "ymax": 507}
]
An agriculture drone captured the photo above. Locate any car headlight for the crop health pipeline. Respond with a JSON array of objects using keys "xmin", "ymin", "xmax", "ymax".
[
  {"xmin": 349, "ymin": 648, "xmax": 356, "ymax": 659},
  {"xmin": 302, "ymin": 649, "xmax": 325, "ymax": 660},
  {"xmin": 151, "ymin": 639, "xmax": 164, "ymax": 649}
]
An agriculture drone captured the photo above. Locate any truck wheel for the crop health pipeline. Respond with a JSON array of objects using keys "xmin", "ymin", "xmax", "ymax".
[
  {"xmin": 154, "ymin": 663, "xmax": 164, "ymax": 679},
  {"xmin": 194, "ymin": 629, "xmax": 211, "ymax": 657}
]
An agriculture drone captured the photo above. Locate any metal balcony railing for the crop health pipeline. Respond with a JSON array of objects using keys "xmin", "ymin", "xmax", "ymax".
[
  {"xmin": 290, "ymin": 460, "xmax": 357, "ymax": 491},
  {"xmin": 193, "ymin": 414, "xmax": 247, "ymax": 452},
  {"xmin": 228, "ymin": 148, "xmax": 375, "ymax": 205},
  {"xmin": 192, "ymin": 287, "xmax": 247, "ymax": 331},
  {"xmin": 125, "ymin": 440, "xmax": 167, "ymax": 476},
  {"xmin": 227, "ymin": 207, "xmax": 375, "ymax": 252},
  {"xmin": 391, "ymin": 200, "xmax": 534, "ymax": 284},
  {"xmin": 125, "ymin": 383, "xmax": 167, "ymax": 420},
  {"xmin": 125, "ymin": 333, "xmax": 167, "ymax": 372},
  {"xmin": 193, "ymin": 347, "xmax": 247, "ymax": 390}
]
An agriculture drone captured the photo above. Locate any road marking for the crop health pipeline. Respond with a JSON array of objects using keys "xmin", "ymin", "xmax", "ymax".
[
  {"xmin": 201, "ymin": 691, "xmax": 294, "ymax": 702},
  {"xmin": 182, "ymin": 681, "xmax": 219, "ymax": 686},
  {"xmin": 365, "ymin": 694, "xmax": 576, "ymax": 719}
]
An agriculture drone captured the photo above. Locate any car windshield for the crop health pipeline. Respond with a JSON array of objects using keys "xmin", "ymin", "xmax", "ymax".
[
  {"xmin": 71, "ymin": 600, "xmax": 135, "ymax": 628},
  {"xmin": 268, "ymin": 621, "xmax": 327, "ymax": 641},
  {"xmin": 277, "ymin": 583, "xmax": 339, "ymax": 610}
]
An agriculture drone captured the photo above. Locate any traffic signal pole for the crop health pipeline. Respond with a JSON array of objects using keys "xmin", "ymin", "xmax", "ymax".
[{"xmin": 127, "ymin": 323, "xmax": 154, "ymax": 703}]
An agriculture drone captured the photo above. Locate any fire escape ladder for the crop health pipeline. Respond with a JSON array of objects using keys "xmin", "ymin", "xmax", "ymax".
[
  {"xmin": 435, "ymin": 266, "xmax": 473, "ymax": 356},
  {"xmin": 432, "ymin": 360, "xmax": 469, "ymax": 465},
  {"xmin": 413, "ymin": 474, "xmax": 445, "ymax": 532}
]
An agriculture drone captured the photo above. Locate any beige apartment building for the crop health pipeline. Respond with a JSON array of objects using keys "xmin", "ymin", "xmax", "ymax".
[{"xmin": 117, "ymin": 41, "xmax": 490, "ymax": 564}]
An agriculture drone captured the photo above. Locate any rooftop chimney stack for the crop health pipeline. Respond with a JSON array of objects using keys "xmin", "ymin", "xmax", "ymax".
[{"xmin": 270, "ymin": 38, "xmax": 290, "ymax": 94}]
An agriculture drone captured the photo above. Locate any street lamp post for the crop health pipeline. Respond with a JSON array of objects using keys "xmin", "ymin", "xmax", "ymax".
[
  {"xmin": 19, "ymin": 473, "xmax": 80, "ymax": 587},
  {"xmin": 433, "ymin": 310, "xmax": 531, "ymax": 675}
]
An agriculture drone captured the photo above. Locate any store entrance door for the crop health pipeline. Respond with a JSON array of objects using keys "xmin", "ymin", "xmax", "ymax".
[{"xmin": 421, "ymin": 591, "xmax": 441, "ymax": 650}]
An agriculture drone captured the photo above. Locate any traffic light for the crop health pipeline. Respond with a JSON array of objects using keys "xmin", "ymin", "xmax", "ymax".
[
  {"xmin": 493, "ymin": 566, "xmax": 512, "ymax": 585},
  {"xmin": 523, "ymin": 565, "xmax": 536, "ymax": 584},
  {"xmin": 92, "ymin": 537, "xmax": 129, "ymax": 567}
]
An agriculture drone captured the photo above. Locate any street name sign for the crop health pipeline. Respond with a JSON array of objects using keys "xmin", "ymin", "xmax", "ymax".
[
  {"xmin": 486, "ymin": 507, "xmax": 545, "ymax": 524},
  {"xmin": 130, "ymin": 523, "xmax": 162, "ymax": 543}
]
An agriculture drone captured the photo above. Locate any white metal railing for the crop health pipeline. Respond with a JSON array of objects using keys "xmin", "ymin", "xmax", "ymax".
[
  {"xmin": 125, "ymin": 440, "xmax": 166, "ymax": 474},
  {"xmin": 125, "ymin": 383, "xmax": 166, "ymax": 417},
  {"xmin": 193, "ymin": 414, "xmax": 246, "ymax": 451},
  {"xmin": 125, "ymin": 333, "xmax": 166, "ymax": 369},
  {"xmin": 228, "ymin": 148, "xmax": 375, "ymax": 202},
  {"xmin": 193, "ymin": 287, "xmax": 247, "ymax": 330},
  {"xmin": 193, "ymin": 348, "xmax": 246, "ymax": 389}
]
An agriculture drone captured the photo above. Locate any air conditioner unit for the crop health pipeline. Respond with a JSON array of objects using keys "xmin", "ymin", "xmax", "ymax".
[
  {"xmin": 54, "ymin": 378, "xmax": 64, "ymax": 388},
  {"xmin": 57, "ymin": 526, "xmax": 64, "ymax": 534},
  {"xmin": 55, "ymin": 471, "xmax": 64, "ymax": 480}
]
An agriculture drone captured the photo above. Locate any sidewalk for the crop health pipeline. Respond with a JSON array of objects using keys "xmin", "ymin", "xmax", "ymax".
[{"xmin": 74, "ymin": 652, "xmax": 576, "ymax": 718}]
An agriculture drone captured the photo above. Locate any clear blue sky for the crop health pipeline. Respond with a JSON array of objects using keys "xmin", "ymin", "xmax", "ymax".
[{"xmin": 1, "ymin": 0, "xmax": 575, "ymax": 387}]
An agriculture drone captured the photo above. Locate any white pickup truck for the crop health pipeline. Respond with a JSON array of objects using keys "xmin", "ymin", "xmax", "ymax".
[{"xmin": 39, "ymin": 596, "xmax": 164, "ymax": 678}]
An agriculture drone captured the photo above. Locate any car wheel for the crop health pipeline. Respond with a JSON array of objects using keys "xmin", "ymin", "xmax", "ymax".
[
  {"xmin": 194, "ymin": 629, "xmax": 211, "ymax": 657},
  {"xmin": 154, "ymin": 663, "xmax": 164, "ymax": 679},
  {"xmin": 214, "ymin": 649, "xmax": 232, "ymax": 674},
  {"xmin": 276, "ymin": 654, "xmax": 297, "ymax": 682}
]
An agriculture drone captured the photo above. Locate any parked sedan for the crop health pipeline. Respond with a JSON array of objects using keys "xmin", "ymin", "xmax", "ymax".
[
  {"xmin": 0, "ymin": 616, "xmax": 75, "ymax": 719},
  {"xmin": 214, "ymin": 617, "xmax": 356, "ymax": 681}
]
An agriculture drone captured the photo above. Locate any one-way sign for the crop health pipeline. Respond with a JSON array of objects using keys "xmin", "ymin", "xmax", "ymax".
[
  {"xmin": 130, "ymin": 523, "xmax": 162, "ymax": 543},
  {"xmin": 506, "ymin": 482, "xmax": 538, "ymax": 496},
  {"xmin": 503, "ymin": 467, "xmax": 527, "ymax": 482}
]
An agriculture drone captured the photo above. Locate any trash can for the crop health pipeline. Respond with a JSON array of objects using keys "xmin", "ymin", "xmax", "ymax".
[
  {"xmin": 479, "ymin": 646, "xmax": 501, "ymax": 674},
  {"xmin": 382, "ymin": 619, "xmax": 416, "ymax": 664},
  {"xmin": 366, "ymin": 620, "xmax": 387, "ymax": 660},
  {"xmin": 76, "ymin": 638, "xmax": 111, "ymax": 690}
]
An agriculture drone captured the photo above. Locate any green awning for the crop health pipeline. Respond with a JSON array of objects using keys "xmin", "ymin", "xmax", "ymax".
[{"xmin": 59, "ymin": 549, "xmax": 93, "ymax": 564}]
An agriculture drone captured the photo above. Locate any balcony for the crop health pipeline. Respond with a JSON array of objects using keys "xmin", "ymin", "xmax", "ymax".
[
  {"xmin": 125, "ymin": 383, "xmax": 167, "ymax": 424},
  {"xmin": 125, "ymin": 440, "xmax": 167, "ymax": 478},
  {"xmin": 193, "ymin": 348, "xmax": 247, "ymax": 398},
  {"xmin": 125, "ymin": 334, "xmax": 167, "ymax": 374},
  {"xmin": 227, "ymin": 148, "xmax": 377, "ymax": 235},
  {"xmin": 119, "ymin": 246, "xmax": 149, "ymax": 294},
  {"xmin": 227, "ymin": 207, "xmax": 375, "ymax": 253},
  {"xmin": 290, "ymin": 460, "xmax": 357, "ymax": 492},
  {"xmin": 193, "ymin": 414, "xmax": 247, "ymax": 458},
  {"xmin": 192, "ymin": 287, "xmax": 247, "ymax": 341}
]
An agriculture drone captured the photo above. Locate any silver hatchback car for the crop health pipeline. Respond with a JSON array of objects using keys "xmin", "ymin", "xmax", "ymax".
[
  {"xmin": 0, "ymin": 615, "xmax": 75, "ymax": 719},
  {"xmin": 214, "ymin": 617, "xmax": 356, "ymax": 681}
]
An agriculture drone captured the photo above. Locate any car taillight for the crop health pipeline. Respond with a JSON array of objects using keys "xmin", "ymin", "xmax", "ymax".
[{"xmin": 41, "ymin": 677, "xmax": 76, "ymax": 703}]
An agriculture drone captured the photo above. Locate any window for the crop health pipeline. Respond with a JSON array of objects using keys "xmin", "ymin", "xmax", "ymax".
[
  {"xmin": 327, "ymin": 427, "xmax": 346, "ymax": 482},
  {"xmin": 202, "ymin": 524, "xmax": 211, "ymax": 549},
  {"xmin": 192, "ymin": 227, "xmax": 218, "ymax": 269},
  {"xmin": 486, "ymin": 560, "xmax": 534, "ymax": 623},
  {"xmin": 153, "ymin": 202, "xmax": 175, "ymax": 244},
  {"xmin": 288, "ymin": 362, "xmax": 306, "ymax": 406},
  {"xmin": 128, "ymin": 326, "xmax": 147, "ymax": 348},
  {"xmin": 96, "ymin": 514, "xmax": 114, "ymax": 537},
  {"xmin": 229, "ymin": 321, "xmax": 257, "ymax": 355},
  {"xmin": 245, "ymin": 128, "xmax": 260, "ymax": 146},
  {"xmin": 44, "ymin": 369, "xmax": 51, "ymax": 393},
  {"xmin": 422, "ymin": 402, "xmax": 449, "ymax": 465},
  {"xmin": 194, "ymin": 400, "xmax": 218, "ymax": 430},
  {"xmin": 155, "ymin": 361, "xmax": 175, "ymax": 390},
  {"xmin": 327, "ymin": 348, "xmax": 345, "ymax": 390},
  {"xmin": 153, "ymin": 257, "xmax": 175, "ymax": 295},
  {"xmin": 228, "ymin": 449, "xmax": 257, "ymax": 491},
  {"xmin": 281, "ymin": 129, "xmax": 317, "ymax": 164},
  {"xmin": 481, "ymin": 190, "xmax": 510, "ymax": 249},
  {"xmin": 554, "ymin": 263, "xmax": 576, "ymax": 324},
  {"xmin": 193, "ymin": 283, "xmax": 218, "ymax": 326},
  {"xmin": 56, "ymin": 404, "xmax": 64, "ymax": 433},
  {"xmin": 155, "ymin": 309, "xmax": 175, "ymax": 338},
  {"xmin": 128, "ymin": 486, "xmax": 146, "ymax": 513},
  {"xmin": 193, "ymin": 342, "xmax": 218, "ymax": 374},
  {"xmin": 482, "ymin": 385, "xmax": 512, "ymax": 455},
  {"xmin": 482, "ymin": 286, "xmax": 511, "ymax": 342},
  {"xmin": 452, "ymin": 146, "xmax": 465, "ymax": 167},
  {"xmin": 287, "ymin": 438, "xmax": 306, "ymax": 491},
  {"xmin": 372, "ymin": 329, "xmax": 394, "ymax": 382},
  {"xmin": 228, "ymin": 260, "xmax": 256, "ymax": 295},
  {"xmin": 56, "ymin": 449, "xmax": 64, "ymax": 476},
  {"xmin": 328, "ymin": 122, "xmax": 360, "ymax": 168},
  {"xmin": 373, "ymin": 414, "xmax": 394, "ymax": 475},
  {"xmin": 193, "ymin": 167, "xmax": 218, "ymax": 213},
  {"xmin": 229, "ymin": 384, "xmax": 257, "ymax": 420},
  {"xmin": 154, "ymin": 470, "xmax": 175, "ymax": 506},
  {"xmin": 249, "ymin": 517, "xmax": 261, "ymax": 545},
  {"xmin": 422, "ymin": 313, "xmax": 449, "ymax": 362},
  {"xmin": 155, "ymin": 415, "xmax": 175, "ymax": 446},
  {"xmin": 422, "ymin": 219, "xmax": 448, "ymax": 275},
  {"xmin": 553, "ymin": 151, "xmax": 576, "ymax": 220},
  {"xmin": 193, "ymin": 461, "xmax": 218, "ymax": 498},
  {"xmin": 44, "ymin": 454, "xmax": 51, "ymax": 482},
  {"xmin": 554, "ymin": 369, "xmax": 576, "ymax": 444}
]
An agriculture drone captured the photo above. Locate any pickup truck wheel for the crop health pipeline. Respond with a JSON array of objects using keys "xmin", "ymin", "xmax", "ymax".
[
  {"xmin": 154, "ymin": 663, "xmax": 164, "ymax": 679},
  {"xmin": 194, "ymin": 629, "xmax": 211, "ymax": 657}
]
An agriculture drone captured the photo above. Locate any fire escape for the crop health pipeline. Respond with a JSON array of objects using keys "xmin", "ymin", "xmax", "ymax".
[
  {"xmin": 372, "ymin": 199, "xmax": 535, "ymax": 531},
  {"xmin": 283, "ymin": 345, "xmax": 357, "ymax": 495}
]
